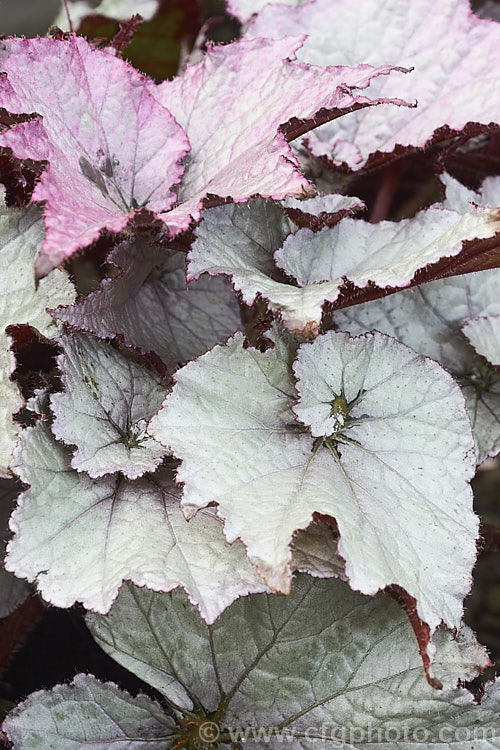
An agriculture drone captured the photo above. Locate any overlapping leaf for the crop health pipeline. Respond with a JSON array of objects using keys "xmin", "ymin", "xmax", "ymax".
[
  {"xmin": 50, "ymin": 333, "xmax": 168, "ymax": 479},
  {"xmin": 80, "ymin": 577, "xmax": 496, "ymax": 749},
  {"xmin": 0, "ymin": 36, "xmax": 189, "ymax": 276},
  {"xmin": 244, "ymin": 0, "xmax": 500, "ymax": 170},
  {"xmin": 189, "ymin": 194, "xmax": 500, "ymax": 334},
  {"xmin": 154, "ymin": 36, "xmax": 409, "ymax": 233},
  {"xmin": 463, "ymin": 316, "xmax": 500, "ymax": 366},
  {"xmin": 149, "ymin": 330, "xmax": 477, "ymax": 630},
  {"xmin": 5, "ymin": 422, "xmax": 271, "ymax": 619},
  {"xmin": 336, "ymin": 175, "xmax": 500, "ymax": 463},
  {"xmin": 2, "ymin": 674, "xmax": 175, "ymax": 750},
  {"xmin": 0, "ymin": 188, "xmax": 75, "ymax": 476},
  {"xmin": 51, "ymin": 240, "xmax": 242, "ymax": 368}
]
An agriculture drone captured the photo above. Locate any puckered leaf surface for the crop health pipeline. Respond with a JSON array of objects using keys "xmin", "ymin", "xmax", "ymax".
[
  {"xmin": 50, "ymin": 333, "xmax": 167, "ymax": 479},
  {"xmin": 149, "ymin": 330, "xmax": 477, "ymax": 630},
  {"xmin": 189, "ymin": 194, "xmax": 500, "ymax": 334},
  {"xmin": 0, "ymin": 480, "xmax": 29, "ymax": 618},
  {"xmin": 5, "ymin": 422, "xmax": 272, "ymax": 620},
  {"xmin": 51, "ymin": 240, "xmax": 242, "ymax": 368},
  {"xmin": 336, "ymin": 175, "xmax": 500, "ymax": 463},
  {"xmin": 244, "ymin": 0, "xmax": 500, "ymax": 170},
  {"xmin": 54, "ymin": 0, "xmax": 161, "ymax": 29},
  {"xmin": 86, "ymin": 576, "xmax": 496, "ymax": 750},
  {"xmin": 2, "ymin": 673, "xmax": 175, "ymax": 750},
  {"xmin": 463, "ymin": 315, "xmax": 500, "ymax": 366},
  {"xmin": 154, "ymin": 36, "xmax": 409, "ymax": 233},
  {"xmin": 0, "ymin": 36, "xmax": 189, "ymax": 276},
  {"xmin": 0, "ymin": 188, "xmax": 75, "ymax": 476}
]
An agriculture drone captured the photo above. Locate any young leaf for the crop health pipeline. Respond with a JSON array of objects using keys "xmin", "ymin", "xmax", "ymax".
[
  {"xmin": 5, "ymin": 422, "xmax": 271, "ymax": 620},
  {"xmin": 51, "ymin": 240, "xmax": 242, "ymax": 369},
  {"xmin": 0, "ymin": 188, "xmax": 75, "ymax": 476},
  {"xmin": 0, "ymin": 36, "xmax": 189, "ymax": 276},
  {"xmin": 0, "ymin": 480, "xmax": 29, "ymax": 618},
  {"xmin": 148, "ymin": 330, "xmax": 477, "ymax": 630},
  {"xmin": 154, "ymin": 36, "xmax": 410, "ymax": 233},
  {"xmin": 50, "ymin": 333, "xmax": 167, "ymax": 479},
  {"xmin": 282, "ymin": 192, "xmax": 365, "ymax": 230},
  {"xmin": 86, "ymin": 576, "xmax": 496, "ymax": 748},
  {"xmin": 463, "ymin": 315, "xmax": 500, "ymax": 366},
  {"xmin": 189, "ymin": 195, "xmax": 500, "ymax": 335},
  {"xmin": 2, "ymin": 673, "xmax": 175, "ymax": 750},
  {"xmin": 244, "ymin": 0, "xmax": 500, "ymax": 170}
]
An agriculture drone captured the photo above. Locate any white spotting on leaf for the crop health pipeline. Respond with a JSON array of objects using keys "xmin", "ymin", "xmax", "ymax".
[
  {"xmin": 0, "ymin": 187, "xmax": 75, "ymax": 476},
  {"xmin": 85, "ymin": 575, "xmax": 496, "ymax": 748},
  {"xmin": 2, "ymin": 673, "xmax": 175, "ymax": 750},
  {"xmin": 51, "ymin": 240, "xmax": 242, "ymax": 369},
  {"xmin": 189, "ymin": 193, "xmax": 500, "ymax": 335},
  {"xmin": 149, "ymin": 329, "xmax": 478, "ymax": 630},
  {"xmin": 50, "ymin": 333, "xmax": 168, "ymax": 479}
]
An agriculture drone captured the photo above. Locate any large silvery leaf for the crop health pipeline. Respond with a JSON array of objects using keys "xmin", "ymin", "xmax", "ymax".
[
  {"xmin": 0, "ymin": 480, "xmax": 29, "ymax": 618},
  {"xmin": 86, "ymin": 576, "xmax": 497, "ymax": 749},
  {"xmin": 50, "ymin": 333, "xmax": 167, "ymax": 479},
  {"xmin": 336, "ymin": 175, "xmax": 500, "ymax": 463},
  {"xmin": 336, "ymin": 275, "xmax": 500, "ymax": 464},
  {"xmin": 0, "ymin": 36, "xmax": 189, "ymax": 276},
  {"xmin": 154, "ymin": 36, "xmax": 409, "ymax": 233},
  {"xmin": 5, "ymin": 422, "xmax": 273, "ymax": 620},
  {"xmin": 51, "ymin": 240, "xmax": 242, "ymax": 368},
  {"xmin": 244, "ymin": 0, "xmax": 500, "ymax": 170},
  {"xmin": 0, "ymin": 188, "xmax": 75, "ymax": 476},
  {"xmin": 149, "ymin": 330, "xmax": 477, "ymax": 630},
  {"xmin": 2, "ymin": 673, "xmax": 175, "ymax": 750},
  {"xmin": 54, "ymin": 0, "xmax": 161, "ymax": 29},
  {"xmin": 189, "ymin": 195, "xmax": 500, "ymax": 334}
]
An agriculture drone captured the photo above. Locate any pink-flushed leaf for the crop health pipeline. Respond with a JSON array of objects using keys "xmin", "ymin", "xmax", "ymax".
[
  {"xmin": 153, "ymin": 36, "xmax": 410, "ymax": 233},
  {"xmin": 0, "ymin": 36, "xmax": 189, "ymax": 276},
  {"xmin": 51, "ymin": 239, "xmax": 242, "ymax": 369},
  {"xmin": 244, "ymin": 0, "xmax": 500, "ymax": 170}
]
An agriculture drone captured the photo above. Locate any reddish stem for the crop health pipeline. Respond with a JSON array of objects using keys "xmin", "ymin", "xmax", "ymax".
[
  {"xmin": 61, "ymin": 0, "xmax": 74, "ymax": 32},
  {"xmin": 0, "ymin": 596, "xmax": 44, "ymax": 678},
  {"xmin": 370, "ymin": 161, "xmax": 402, "ymax": 223}
]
